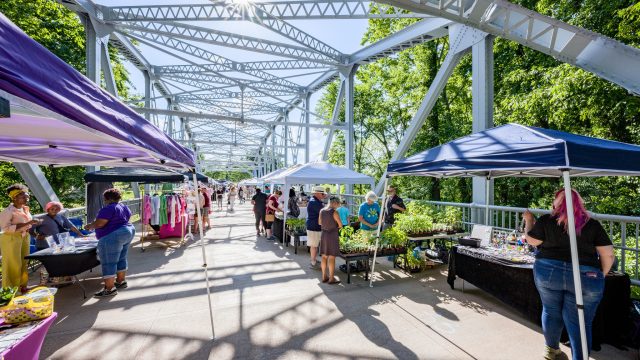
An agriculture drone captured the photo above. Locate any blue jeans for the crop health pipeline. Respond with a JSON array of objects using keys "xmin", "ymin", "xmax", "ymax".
[
  {"xmin": 533, "ymin": 258, "xmax": 604, "ymax": 360},
  {"xmin": 97, "ymin": 225, "xmax": 135, "ymax": 279}
]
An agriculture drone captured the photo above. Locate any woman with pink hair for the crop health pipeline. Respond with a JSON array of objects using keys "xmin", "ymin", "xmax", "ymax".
[
  {"xmin": 32, "ymin": 201, "xmax": 84, "ymax": 250},
  {"xmin": 523, "ymin": 189, "xmax": 615, "ymax": 360}
]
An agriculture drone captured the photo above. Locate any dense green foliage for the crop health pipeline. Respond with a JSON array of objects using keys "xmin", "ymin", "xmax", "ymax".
[
  {"xmin": 0, "ymin": 1, "xmax": 131, "ymax": 212},
  {"xmin": 205, "ymin": 171, "xmax": 252, "ymax": 183},
  {"xmin": 318, "ymin": 0, "xmax": 640, "ymax": 216}
]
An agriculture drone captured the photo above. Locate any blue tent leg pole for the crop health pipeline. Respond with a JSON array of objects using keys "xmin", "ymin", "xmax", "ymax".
[{"xmin": 562, "ymin": 171, "xmax": 588, "ymax": 359}]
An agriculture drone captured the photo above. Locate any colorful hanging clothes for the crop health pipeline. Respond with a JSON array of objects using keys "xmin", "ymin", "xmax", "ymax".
[
  {"xmin": 142, "ymin": 194, "xmax": 152, "ymax": 225},
  {"xmin": 159, "ymin": 195, "xmax": 168, "ymax": 226},
  {"xmin": 151, "ymin": 195, "xmax": 160, "ymax": 225}
]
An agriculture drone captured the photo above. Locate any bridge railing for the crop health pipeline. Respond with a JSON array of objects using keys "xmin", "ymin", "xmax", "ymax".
[{"xmin": 340, "ymin": 194, "xmax": 640, "ymax": 287}]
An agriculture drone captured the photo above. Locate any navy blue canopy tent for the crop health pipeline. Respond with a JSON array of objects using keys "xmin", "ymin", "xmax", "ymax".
[
  {"xmin": 378, "ymin": 123, "xmax": 640, "ymax": 358},
  {"xmin": 387, "ymin": 123, "xmax": 640, "ymax": 178}
]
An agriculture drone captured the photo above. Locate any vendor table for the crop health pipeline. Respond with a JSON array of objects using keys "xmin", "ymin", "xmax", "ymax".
[
  {"xmin": 338, "ymin": 253, "xmax": 370, "ymax": 284},
  {"xmin": 25, "ymin": 246, "xmax": 100, "ymax": 299},
  {"xmin": 447, "ymin": 245, "xmax": 630, "ymax": 350},
  {"xmin": 0, "ymin": 313, "xmax": 57, "ymax": 360},
  {"xmin": 285, "ymin": 230, "xmax": 307, "ymax": 255}
]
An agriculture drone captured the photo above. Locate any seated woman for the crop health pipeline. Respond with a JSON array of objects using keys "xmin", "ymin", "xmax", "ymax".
[{"xmin": 31, "ymin": 201, "xmax": 84, "ymax": 250}]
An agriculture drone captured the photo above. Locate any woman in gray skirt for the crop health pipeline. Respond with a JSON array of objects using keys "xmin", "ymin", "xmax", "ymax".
[{"xmin": 319, "ymin": 196, "xmax": 343, "ymax": 284}]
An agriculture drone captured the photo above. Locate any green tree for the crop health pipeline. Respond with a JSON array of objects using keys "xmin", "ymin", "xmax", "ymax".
[
  {"xmin": 205, "ymin": 171, "xmax": 252, "ymax": 183},
  {"xmin": 318, "ymin": 0, "xmax": 640, "ymax": 215},
  {"xmin": 0, "ymin": 1, "xmax": 132, "ymax": 212}
]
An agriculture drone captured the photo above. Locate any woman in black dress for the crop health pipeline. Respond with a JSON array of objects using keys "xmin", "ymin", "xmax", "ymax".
[{"xmin": 319, "ymin": 196, "xmax": 343, "ymax": 284}]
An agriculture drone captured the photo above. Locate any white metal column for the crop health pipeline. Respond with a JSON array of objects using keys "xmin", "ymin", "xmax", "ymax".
[
  {"xmin": 13, "ymin": 163, "xmax": 59, "ymax": 208},
  {"xmin": 304, "ymin": 92, "xmax": 311, "ymax": 163},
  {"xmin": 343, "ymin": 66, "xmax": 356, "ymax": 194},
  {"xmin": 471, "ymin": 35, "xmax": 494, "ymax": 225}
]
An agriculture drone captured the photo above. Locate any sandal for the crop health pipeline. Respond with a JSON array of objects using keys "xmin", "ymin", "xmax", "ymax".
[
  {"xmin": 322, "ymin": 277, "xmax": 329, "ymax": 283},
  {"xmin": 328, "ymin": 279, "xmax": 341, "ymax": 285}
]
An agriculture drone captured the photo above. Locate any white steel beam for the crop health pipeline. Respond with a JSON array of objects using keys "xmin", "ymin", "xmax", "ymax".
[
  {"xmin": 383, "ymin": 0, "xmax": 640, "ymax": 95},
  {"xmin": 374, "ymin": 25, "xmax": 479, "ymax": 194},
  {"xmin": 133, "ymin": 108, "xmax": 345, "ymax": 130},
  {"xmin": 14, "ymin": 163, "xmax": 60, "ymax": 208},
  {"xmin": 116, "ymin": 21, "xmax": 338, "ymax": 64},
  {"xmin": 100, "ymin": 2, "xmax": 430, "ymax": 21},
  {"xmin": 322, "ymin": 79, "xmax": 345, "ymax": 160},
  {"xmin": 348, "ymin": 17, "xmax": 451, "ymax": 64}
]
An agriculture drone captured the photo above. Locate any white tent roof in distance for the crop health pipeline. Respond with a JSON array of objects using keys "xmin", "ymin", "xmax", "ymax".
[{"xmin": 268, "ymin": 161, "xmax": 374, "ymax": 187}]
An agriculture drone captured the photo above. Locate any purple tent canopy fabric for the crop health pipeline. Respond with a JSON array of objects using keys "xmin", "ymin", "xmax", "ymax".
[{"xmin": 0, "ymin": 13, "xmax": 194, "ymax": 169}]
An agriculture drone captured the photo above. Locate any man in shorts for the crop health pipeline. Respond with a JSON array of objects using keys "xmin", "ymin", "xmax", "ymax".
[{"xmin": 306, "ymin": 186, "xmax": 326, "ymax": 268}]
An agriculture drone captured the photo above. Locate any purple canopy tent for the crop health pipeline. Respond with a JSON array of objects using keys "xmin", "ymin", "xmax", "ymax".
[
  {"xmin": 0, "ymin": 13, "xmax": 193, "ymax": 169},
  {"xmin": 0, "ymin": 13, "xmax": 215, "ymax": 339}
]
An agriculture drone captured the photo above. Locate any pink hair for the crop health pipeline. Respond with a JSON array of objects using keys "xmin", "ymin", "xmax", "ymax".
[
  {"xmin": 45, "ymin": 201, "xmax": 63, "ymax": 212},
  {"xmin": 551, "ymin": 189, "xmax": 590, "ymax": 235}
]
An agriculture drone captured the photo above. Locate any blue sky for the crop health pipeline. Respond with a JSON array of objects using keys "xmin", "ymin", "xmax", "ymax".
[{"xmin": 103, "ymin": 0, "xmax": 372, "ymax": 165}]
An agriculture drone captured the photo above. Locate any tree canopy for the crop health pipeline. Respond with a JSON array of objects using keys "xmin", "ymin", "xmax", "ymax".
[
  {"xmin": 0, "ymin": 1, "xmax": 131, "ymax": 212},
  {"xmin": 317, "ymin": 0, "xmax": 640, "ymax": 215}
]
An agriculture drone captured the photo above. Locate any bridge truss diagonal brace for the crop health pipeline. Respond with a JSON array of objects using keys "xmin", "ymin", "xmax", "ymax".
[
  {"xmin": 374, "ymin": 24, "xmax": 487, "ymax": 194},
  {"xmin": 322, "ymin": 79, "xmax": 346, "ymax": 160}
]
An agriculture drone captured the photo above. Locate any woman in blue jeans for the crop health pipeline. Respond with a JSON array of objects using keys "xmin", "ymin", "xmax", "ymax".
[
  {"xmin": 523, "ymin": 189, "xmax": 615, "ymax": 360},
  {"xmin": 85, "ymin": 188, "xmax": 135, "ymax": 298}
]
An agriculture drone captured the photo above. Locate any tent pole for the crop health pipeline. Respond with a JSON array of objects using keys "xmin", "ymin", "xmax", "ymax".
[
  {"xmin": 484, "ymin": 177, "xmax": 490, "ymax": 225},
  {"xmin": 141, "ymin": 188, "xmax": 146, "ymax": 252},
  {"xmin": 192, "ymin": 172, "xmax": 216, "ymax": 340},
  {"xmin": 562, "ymin": 171, "xmax": 588, "ymax": 359},
  {"xmin": 369, "ymin": 177, "xmax": 388, "ymax": 288},
  {"xmin": 282, "ymin": 183, "xmax": 289, "ymax": 245}
]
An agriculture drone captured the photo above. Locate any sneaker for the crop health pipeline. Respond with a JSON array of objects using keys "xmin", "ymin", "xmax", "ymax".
[
  {"xmin": 267, "ymin": 235, "xmax": 276, "ymax": 241},
  {"xmin": 256, "ymin": 231, "xmax": 261, "ymax": 237},
  {"xmin": 94, "ymin": 287, "xmax": 117, "ymax": 298},
  {"xmin": 309, "ymin": 262, "xmax": 318, "ymax": 269},
  {"xmin": 115, "ymin": 281, "xmax": 128, "ymax": 289},
  {"xmin": 544, "ymin": 346, "xmax": 562, "ymax": 360}
]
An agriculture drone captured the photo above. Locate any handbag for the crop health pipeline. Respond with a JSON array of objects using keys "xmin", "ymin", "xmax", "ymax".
[{"xmin": 266, "ymin": 214, "xmax": 275, "ymax": 222}]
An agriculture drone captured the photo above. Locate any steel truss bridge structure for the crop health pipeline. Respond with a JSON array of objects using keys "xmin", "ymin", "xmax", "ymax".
[{"xmin": 20, "ymin": 0, "xmax": 634, "ymax": 199}]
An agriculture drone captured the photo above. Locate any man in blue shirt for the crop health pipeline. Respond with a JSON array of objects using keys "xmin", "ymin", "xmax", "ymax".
[
  {"xmin": 306, "ymin": 186, "xmax": 326, "ymax": 268},
  {"xmin": 359, "ymin": 191, "xmax": 381, "ymax": 231}
]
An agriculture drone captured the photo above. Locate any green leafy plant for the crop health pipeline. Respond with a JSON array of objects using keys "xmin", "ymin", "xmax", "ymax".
[
  {"xmin": 0, "ymin": 287, "xmax": 18, "ymax": 307},
  {"xmin": 405, "ymin": 249, "xmax": 425, "ymax": 270},
  {"xmin": 285, "ymin": 218, "xmax": 306, "ymax": 234},
  {"xmin": 380, "ymin": 226, "xmax": 408, "ymax": 248},
  {"xmin": 394, "ymin": 214, "xmax": 434, "ymax": 236}
]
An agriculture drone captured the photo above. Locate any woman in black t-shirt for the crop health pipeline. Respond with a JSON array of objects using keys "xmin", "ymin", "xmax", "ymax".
[{"xmin": 523, "ymin": 189, "xmax": 614, "ymax": 360}]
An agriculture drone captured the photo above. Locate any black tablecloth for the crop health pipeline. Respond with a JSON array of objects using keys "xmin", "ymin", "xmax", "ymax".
[
  {"xmin": 448, "ymin": 246, "xmax": 631, "ymax": 349},
  {"xmin": 25, "ymin": 247, "xmax": 100, "ymax": 278}
]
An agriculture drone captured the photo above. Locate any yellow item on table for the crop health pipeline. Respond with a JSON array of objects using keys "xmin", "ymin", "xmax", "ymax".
[
  {"xmin": 0, "ymin": 287, "xmax": 55, "ymax": 324},
  {"xmin": 0, "ymin": 232, "xmax": 30, "ymax": 288}
]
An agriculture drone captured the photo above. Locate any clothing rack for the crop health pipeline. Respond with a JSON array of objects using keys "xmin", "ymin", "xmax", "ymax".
[{"xmin": 140, "ymin": 189, "xmax": 188, "ymax": 251}]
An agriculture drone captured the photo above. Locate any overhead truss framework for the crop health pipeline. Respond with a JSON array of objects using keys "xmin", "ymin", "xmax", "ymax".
[{"xmin": 59, "ymin": 0, "xmax": 640, "ymax": 173}]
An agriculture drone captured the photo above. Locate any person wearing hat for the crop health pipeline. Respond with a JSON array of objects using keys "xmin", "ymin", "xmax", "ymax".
[
  {"xmin": 0, "ymin": 184, "xmax": 40, "ymax": 291},
  {"xmin": 306, "ymin": 186, "xmax": 326, "ymax": 268},
  {"xmin": 32, "ymin": 201, "xmax": 84, "ymax": 250}
]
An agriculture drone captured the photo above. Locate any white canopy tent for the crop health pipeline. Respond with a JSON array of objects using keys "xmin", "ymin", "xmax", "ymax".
[
  {"xmin": 239, "ymin": 177, "xmax": 263, "ymax": 186},
  {"xmin": 271, "ymin": 161, "xmax": 375, "ymax": 243}
]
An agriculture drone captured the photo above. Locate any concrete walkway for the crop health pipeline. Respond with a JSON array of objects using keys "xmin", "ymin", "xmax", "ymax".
[{"xmin": 40, "ymin": 203, "xmax": 636, "ymax": 360}]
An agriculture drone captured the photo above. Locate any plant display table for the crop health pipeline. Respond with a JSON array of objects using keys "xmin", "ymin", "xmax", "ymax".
[
  {"xmin": 285, "ymin": 230, "xmax": 307, "ymax": 254},
  {"xmin": 337, "ymin": 252, "xmax": 370, "ymax": 284}
]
